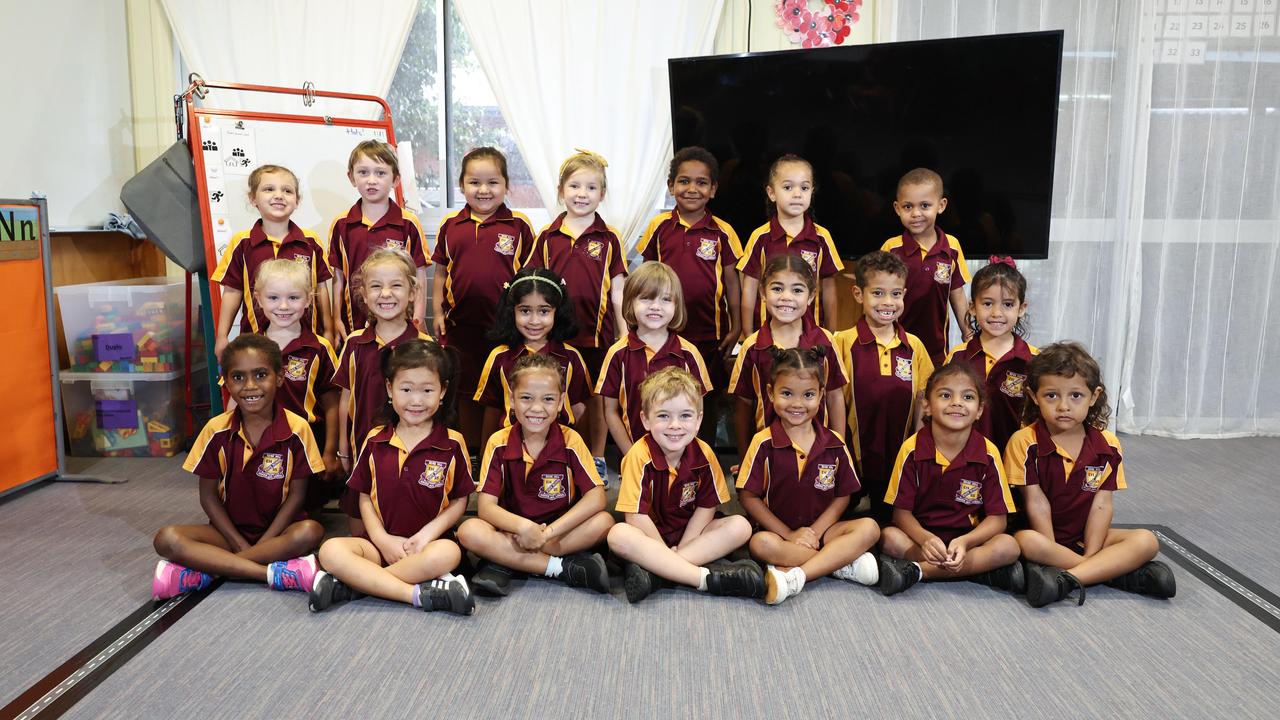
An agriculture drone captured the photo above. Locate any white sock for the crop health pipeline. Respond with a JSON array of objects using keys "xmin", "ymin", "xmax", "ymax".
[
  {"xmin": 696, "ymin": 567, "xmax": 710, "ymax": 592},
  {"xmin": 544, "ymin": 556, "xmax": 564, "ymax": 578},
  {"xmin": 438, "ymin": 572, "xmax": 458, "ymax": 583},
  {"xmin": 788, "ymin": 567, "xmax": 807, "ymax": 591}
]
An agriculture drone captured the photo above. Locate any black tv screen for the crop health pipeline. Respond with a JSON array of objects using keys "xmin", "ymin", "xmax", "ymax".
[{"xmin": 668, "ymin": 31, "xmax": 1063, "ymax": 260}]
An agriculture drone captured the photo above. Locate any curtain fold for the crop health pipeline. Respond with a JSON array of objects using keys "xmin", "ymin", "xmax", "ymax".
[{"xmin": 455, "ymin": 0, "xmax": 724, "ymax": 250}]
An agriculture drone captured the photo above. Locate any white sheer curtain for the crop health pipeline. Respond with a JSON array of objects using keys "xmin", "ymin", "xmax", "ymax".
[
  {"xmin": 161, "ymin": 0, "xmax": 417, "ymax": 119},
  {"xmin": 883, "ymin": 0, "xmax": 1280, "ymax": 438},
  {"xmin": 455, "ymin": 0, "xmax": 724, "ymax": 249}
]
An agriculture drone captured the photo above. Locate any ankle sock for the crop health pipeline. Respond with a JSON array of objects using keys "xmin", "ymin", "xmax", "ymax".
[
  {"xmin": 696, "ymin": 567, "xmax": 710, "ymax": 592},
  {"xmin": 544, "ymin": 556, "xmax": 564, "ymax": 578},
  {"xmin": 411, "ymin": 583, "xmax": 422, "ymax": 608}
]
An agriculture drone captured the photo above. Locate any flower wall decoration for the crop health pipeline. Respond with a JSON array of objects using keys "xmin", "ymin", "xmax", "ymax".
[{"xmin": 775, "ymin": 0, "xmax": 862, "ymax": 48}]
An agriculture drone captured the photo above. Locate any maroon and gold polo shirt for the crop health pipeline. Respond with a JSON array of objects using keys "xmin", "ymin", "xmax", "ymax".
[
  {"xmin": 946, "ymin": 336, "xmax": 1038, "ymax": 454},
  {"xmin": 1004, "ymin": 421, "xmax": 1125, "ymax": 548},
  {"xmin": 327, "ymin": 200, "xmax": 430, "ymax": 331},
  {"xmin": 881, "ymin": 228, "xmax": 971, "ymax": 363},
  {"xmin": 332, "ymin": 323, "xmax": 433, "ymax": 453},
  {"xmin": 737, "ymin": 215, "xmax": 843, "ymax": 327},
  {"xmin": 833, "ymin": 319, "xmax": 933, "ymax": 496},
  {"xmin": 885, "ymin": 424, "xmax": 1015, "ymax": 542},
  {"xmin": 276, "ymin": 328, "xmax": 339, "ymax": 423},
  {"xmin": 183, "ymin": 407, "xmax": 324, "ymax": 543},
  {"xmin": 211, "ymin": 219, "xmax": 333, "ymax": 334},
  {"xmin": 477, "ymin": 424, "xmax": 602, "ymax": 525},
  {"xmin": 596, "ymin": 332, "xmax": 712, "ymax": 442},
  {"xmin": 346, "ymin": 422, "xmax": 473, "ymax": 538},
  {"xmin": 728, "ymin": 316, "xmax": 847, "ymax": 430},
  {"xmin": 525, "ymin": 212, "xmax": 627, "ymax": 349},
  {"xmin": 432, "ymin": 204, "xmax": 533, "ymax": 334},
  {"xmin": 737, "ymin": 420, "xmax": 859, "ymax": 531},
  {"xmin": 635, "ymin": 209, "xmax": 742, "ymax": 342},
  {"xmin": 473, "ymin": 340, "xmax": 592, "ymax": 425},
  {"xmin": 616, "ymin": 435, "xmax": 729, "ymax": 546}
]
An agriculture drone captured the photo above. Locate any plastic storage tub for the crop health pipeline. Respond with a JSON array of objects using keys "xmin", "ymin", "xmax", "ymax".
[
  {"xmin": 54, "ymin": 277, "xmax": 186, "ymax": 373},
  {"xmin": 59, "ymin": 368, "xmax": 203, "ymax": 458}
]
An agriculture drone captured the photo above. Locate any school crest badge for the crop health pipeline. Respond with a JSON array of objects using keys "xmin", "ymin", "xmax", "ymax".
[
  {"xmin": 586, "ymin": 240, "xmax": 604, "ymax": 259},
  {"xmin": 814, "ymin": 464, "xmax": 837, "ymax": 491},
  {"xmin": 800, "ymin": 250, "xmax": 819, "ymax": 272},
  {"xmin": 679, "ymin": 481, "xmax": 698, "ymax": 507},
  {"xmin": 494, "ymin": 233, "xmax": 517, "ymax": 256},
  {"xmin": 1000, "ymin": 372, "xmax": 1027, "ymax": 398},
  {"xmin": 257, "ymin": 452, "xmax": 285, "ymax": 480},
  {"xmin": 894, "ymin": 357, "xmax": 913, "ymax": 382},
  {"xmin": 933, "ymin": 261, "xmax": 952, "ymax": 284},
  {"xmin": 284, "ymin": 355, "xmax": 308, "ymax": 382},
  {"xmin": 1082, "ymin": 466, "xmax": 1107, "ymax": 492},
  {"xmin": 382, "ymin": 238, "xmax": 406, "ymax": 252},
  {"xmin": 419, "ymin": 460, "xmax": 447, "ymax": 489},
  {"xmin": 537, "ymin": 473, "xmax": 566, "ymax": 501},
  {"xmin": 291, "ymin": 254, "xmax": 311, "ymax": 268},
  {"xmin": 955, "ymin": 478, "xmax": 982, "ymax": 506},
  {"xmin": 696, "ymin": 238, "xmax": 719, "ymax": 261}
]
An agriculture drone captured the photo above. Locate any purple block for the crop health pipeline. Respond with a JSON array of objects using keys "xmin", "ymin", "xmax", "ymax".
[
  {"xmin": 96, "ymin": 400, "xmax": 137, "ymax": 430},
  {"xmin": 93, "ymin": 333, "xmax": 135, "ymax": 362}
]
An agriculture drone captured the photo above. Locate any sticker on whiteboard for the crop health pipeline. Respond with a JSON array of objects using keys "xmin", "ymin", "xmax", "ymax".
[
  {"xmin": 207, "ymin": 175, "xmax": 227, "ymax": 213},
  {"xmin": 213, "ymin": 216, "xmax": 233, "ymax": 259},
  {"xmin": 223, "ymin": 127, "xmax": 258, "ymax": 175}
]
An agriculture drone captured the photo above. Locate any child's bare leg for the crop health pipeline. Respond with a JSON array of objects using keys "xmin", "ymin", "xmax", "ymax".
[
  {"xmin": 607, "ymin": 523, "xmax": 703, "ymax": 587},
  {"xmin": 673, "ymin": 515, "xmax": 752, "ymax": 567},
  {"xmin": 748, "ymin": 531, "xmax": 819, "ymax": 568},
  {"xmin": 940, "ymin": 534, "xmax": 1020, "ymax": 579},
  {"xmin": 1018, "ymin": 528, "xmax": 1158, "ymax": 586},
  {"xmin": 733, "ymin": 399, "xmax": 753, "ymax": 461},
  {"xmin": 317, "ymin": 536, "xmax": 459, "ymax": 604},
  {"xmin": 383, "ymin": 540, "xmax": 462, "ymax": 585},
  {"xmin": 798, "ymin": 518, "xmax": 880, "ymax": 579},
  {"xmin": 237, "ymin": 520, "xmax": 324, "ymax": 565},
  {"xmin": 542, "ymin": 511, "xmax": 615, "ymax": 556},
  {"xmin": 154, "ymin": 521, "xmax": 322, "ymax": 582},
  {"xmin": 458, "ymin": 518, "xmax": 557, "ymax": 574}
]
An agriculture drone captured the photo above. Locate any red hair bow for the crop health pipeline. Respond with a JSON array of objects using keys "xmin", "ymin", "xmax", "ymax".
[{"xmin": 989, "ymin": 255, "xmax": 1017, "ymax": 268}]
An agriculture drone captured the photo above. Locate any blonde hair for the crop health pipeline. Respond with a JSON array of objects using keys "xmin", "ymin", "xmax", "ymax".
[
  {"xmin": 253, "ymin": 258, "xmax": 313, "ymax": 299},
  {"xmin": 247, "ymin": 164, "xmax": 301, "ymax": 201},
  {"xmin": 353, "ymin": 248, "xmax": 417, "ymax": 320},
  {"xmin": 347, "ymin": 140, "xmax": 400, "ymax": 177},
  {"xmin": 639, "ymin": 366, "xmax": 703, "ymax": 414},
  {"xmin": 557, "ymin": 148, "xmax": 609, "ymax": 195},
  {"xmin": 622, "ymin": 261, "xmax": 686, "ymax": 331}
]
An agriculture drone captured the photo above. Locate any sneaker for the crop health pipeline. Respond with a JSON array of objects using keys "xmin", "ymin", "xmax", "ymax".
[
  {"xmin": 470, "ymin": 562, "xmax": 515, "ymax": 597},
  {"xmin": 267, "ymin": 554, "xmax": 318, "ymax": 592},
  {"xmin": 594, "ymin": 456, "xmax": 610, "ymax": 488},
  {"xmin": 308, "ymin": 570, "xmax": 364, "ymax": 612},
  {"xmin": 969, "ymin": 561, "xmax": 1026, "ymax": 594},
  {"xmin": 764, "ymin": 566, "xmax": 806, "ymax": 605},
  {"xmin": 877, "ymin": 556, "xmax": 922, "ymax": 596},
  {"xmin": 831, "ymin": 552, "xmax": 879, "ymax": 586},
  {"xmin": 561, "ymin": 552, "xmax": 610, "ymax": 593},
  {"xmin": 623, "ymin": 562, "xmax": 664, "ymax": 604},
  {"xmin": 417, "ymin": 577, "xmax": 475, "ymax": 615},
  {"xmin": 1107, "ymin": 560, "xmax": 1177, "ymax": 599},
  {"xmin": 1025, "ymin": 563, "xmax": 1086, "ymax": 608},
  {"xmin": 151, "ymin": 560, "xmax": 213, "ymax": 600},
  {"xmin": 706, "ymin": 559, "xmax": 766, "ymax": 598}
]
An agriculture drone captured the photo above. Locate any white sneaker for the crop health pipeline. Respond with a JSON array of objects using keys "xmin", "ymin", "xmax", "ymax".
[
  {"xmin": 832, "ymin": 552, "xmax": 879, "ymax": 586},
  {"xmin": 764, "ymin": 565, "xmax": 806, "ymax": 605}
]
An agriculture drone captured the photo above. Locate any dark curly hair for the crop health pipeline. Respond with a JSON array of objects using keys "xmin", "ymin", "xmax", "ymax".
[
  {"xmin": 487, "ymin": 267, "xmax": 578, "ymax": 346},
  {"xmin": 668, "ymin": 146, "xmax": 720, "ymax": 185},
  {"xmin": 220, "ymin": 333, "xmax": 282, "ymax": 375},
  {"xmin": 768, "ymin": 345, "xmax": 828, "ymax": 387},
  {"xmin": 1021, "ymin": 341, "xmax": 1111, "ymax": 430}
]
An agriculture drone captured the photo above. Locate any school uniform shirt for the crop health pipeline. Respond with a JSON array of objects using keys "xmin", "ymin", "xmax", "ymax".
[
  {"xmin": 885, "ymin": 424, "xmax": 1015, "ymax": 543},
  {"xmin": 946, "ymin": 336, "xmax": 1038, "ymax": 454},
  {"xmin": 332, "ymin": 323, "xmax": 433, "ymax": 454},
  {"xmin": 596, "ymin": 331, "xmax": 712, "ymax": 443},
  {"xmin": 525, "ymin": 212, "xmax": 627, "ymax": 349},
  {"xmin": 473, "ymin": 341, "xmax": 592, "ymax": 425},
  {"xmin": 431, "ymin": 204, "xmax": 533, "ymax": 335},
  {"xmin": 737, "ymin": 421, "xmax": 859, "ymax": 531},
  {"xmin": 616, "ymin": 435, "xmax": 729, "ymax": 546},
  {"xmin": 880, "ymin": 227, "xmax": 971, "ymax": 363},
  {"xmin": 636, "ymin": 209, "xmax": 743, "ymax": 342},
  {"xmin": 728, "ymin": 316, "xmax": 847, "ymax": 430},
  {"xmin": 477, "ymin": 424, "xmax": 602, "ymax": 525},
  {"xmin": 346, "ymin": 422, "xmax": 473, "ymax": 538},
  {"xmin": 327, "ymin": 200, "xmax": 430, "ymax": 332},
  {"xmin": 737, "ymin": 215, "xmax": 844, "ymax": 327},
  {"xmin": 211, "ymin": 219, "xmax": 333, "ymax": 334},
  {"xmin": 1004, "ymin": 421, "xmax": 1125, "ymax": 548},
  {"xmin": 183, "ymin": 407, "xmax": 324, "ymax": 543},
  {"xmin": 834, "ymin": 319, "xmax": 933, "ymax": 494},
  {"xmin": 277, "ymin": 328, "xmax": 339, "ymax": 424}
]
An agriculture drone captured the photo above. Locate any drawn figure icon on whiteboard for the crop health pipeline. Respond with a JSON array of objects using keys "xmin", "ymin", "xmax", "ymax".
[{"xmin": 223, "ymin": 125, "xmax": 258, "ymax": 176}]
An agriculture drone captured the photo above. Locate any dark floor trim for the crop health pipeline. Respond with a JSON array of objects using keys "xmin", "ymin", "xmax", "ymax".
[{"xmin": 0, "ymin": 580, "xmax": 221, "ymax": 720}]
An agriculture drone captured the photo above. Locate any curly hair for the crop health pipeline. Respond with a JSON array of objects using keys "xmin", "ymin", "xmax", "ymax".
[
  {"xmin": 488, "ymin": 267, "xmax": 578, "ymax": 346},
  {"xmin": 1021, "ymin": 341, "xmax": 1111, "ymax": 430}
]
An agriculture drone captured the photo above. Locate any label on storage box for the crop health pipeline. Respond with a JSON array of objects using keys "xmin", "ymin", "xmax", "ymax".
[
  {"xmin": 93, "ymin": 333, "xmax": 134, "ymax": 362},
  {"xmin": 95, "ymin": 399, "xmax": 137, "ymax": 430}
]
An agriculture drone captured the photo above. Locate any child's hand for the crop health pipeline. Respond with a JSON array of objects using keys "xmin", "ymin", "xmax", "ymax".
[
  {"xmin": 403, "ymin": 534, "xmax": 432, "ymax": 556},
  {"xmin": 942, "ymin": 538, "xmax": 968, "ymax": 571},
  {"xmin": 515, "ymin": 520, "xmax": 546, "ymax": 552},
  {"xmin": 214, "ymin": 336, "xmax": 229, "ymax": 362},
  {"xmin": 787, "ymin": 527, "xmax": 820, "ymax": 550},
  {"xmin": 718, "ymin": 334, "xmax": 738, "ymax": 360},
  {"xmin": 323, "ymin": 450, "xmax": 343, "ymax": 480},
  {"xmin": 332, "ymin": 317, "xmax": 346, "ymax": 342},
  {"xmin": 921, "ymin": 535, "xmax": 949, "ymax": 565},
  {"xmin": 432, "ymin": 314, "xmax": 446, "ymax": 338},
  {"xmin": 378, "ymin": 535, "xmax": 409, "ymax": 564}
]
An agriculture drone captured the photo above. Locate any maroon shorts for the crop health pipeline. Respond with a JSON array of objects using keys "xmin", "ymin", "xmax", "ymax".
[{"xmin": 922, "ymin": 524, "xmax": 971, "ymax": 546}]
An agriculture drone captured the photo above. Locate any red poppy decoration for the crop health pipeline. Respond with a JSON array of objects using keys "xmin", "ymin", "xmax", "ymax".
[{"xmin": 775, "ymin": 0, "xmax": 861, "ymax": 47}]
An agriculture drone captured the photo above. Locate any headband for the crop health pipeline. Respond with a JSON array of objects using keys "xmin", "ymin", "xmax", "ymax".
[
  {"xmin": 505, "ymin": 274, "xmax": 565, "ymax": 297},
  {"xmin": 988, "ymin": 255, "xmax": 1017, "ymax": 268}
]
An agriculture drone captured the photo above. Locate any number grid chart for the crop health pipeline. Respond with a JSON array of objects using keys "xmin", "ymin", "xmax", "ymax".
[{"xmin": 1155, "ymin": 0, "xmax": 1278, "ymax": 64}]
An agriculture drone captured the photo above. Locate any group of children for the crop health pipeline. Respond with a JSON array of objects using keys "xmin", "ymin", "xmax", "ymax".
[{"xmin": 151, "ymin": 141, "xmax": 1176, "ymax": 616}]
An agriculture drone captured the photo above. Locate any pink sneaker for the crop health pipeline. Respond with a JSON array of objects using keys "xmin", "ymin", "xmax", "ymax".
[
  {"xmin": 268, "ymin": 554, "xmax": 318, "ymax": 592},
  {"xmin": 152, "ymin": 560, "xmax": 213, "ymax": 600}
]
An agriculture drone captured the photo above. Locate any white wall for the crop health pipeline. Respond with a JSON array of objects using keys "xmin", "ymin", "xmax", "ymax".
[{"xmin": 0, "ymin": 0, "xmax": 134, "ymax": 229}]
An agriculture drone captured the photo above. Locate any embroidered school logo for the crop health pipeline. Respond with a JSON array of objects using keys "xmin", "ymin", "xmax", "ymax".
[
  {"xmin": 538, "ymin": 473, "xmax": 566, "ymax": 501},
  {"xmin": 291, "ymin": 254, "xmax": 311, "ymax": 268},
  {"xmin": 419, "ymin": 460, "xmax": 447, "ymax": 489},
  {"xmin": 382, "ymin": 238, "xmax": 406, "ymax": 252},
  {"xmin": 894, "ymin": 357, "xmax": 913, "ymax": 382},
  {"xmin": 955, "ymin": 479, "xmax": 982, "ymax": 505},
  {"xmin": 1001, "ymin": 372, "xmax": 1027, "ymax": 398},
  {"xmin": 814, "ymin": 464, "xmax": 837, "ymax": 491},
  {"xmin": 696, "ymin": 238, "xmax": 719, "ymax": 261},
  {"xmin": 1082, "ymin": 466, "xmax": 1107, "ymax": 492},
  {"xmin": 284, "ymin": 356, "xmax": 308, "ymax": 382},
  {"xmin": 494, "ymin": 233, "xmax": 517, "ymax": 256},
  {"xmin": 800, "ymin": 250, "xmax": 819, "ymax": 272},
  {"xmin": 257, "ymin": 453, "xmax": 285, "ymax": 480},
  {"xmin": 679, "ymin": 481, "xmax": 698, "ymax": 507},
  {"xmin": 932, "ymin": 261, "xmax": 952, "ymax": 284},
  {"xmin": 586, "ymin": 240, "xmax": 604, "ymax": 259}
]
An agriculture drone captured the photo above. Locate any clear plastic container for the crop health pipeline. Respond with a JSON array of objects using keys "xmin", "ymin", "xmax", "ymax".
[
  {"xmin": 54, "ymin": 277, "xmax": 186, "ymax": 373},
  {"xmin": 59, "ymin": 368, "xmax": 194, "ymax": 457}
]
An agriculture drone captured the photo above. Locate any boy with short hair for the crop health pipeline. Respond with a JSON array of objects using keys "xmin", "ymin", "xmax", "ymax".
[
  {"xmin": 327, "ymin": 140, "xmax": 431, "ymax": 337},
  {"xmin": 605, "ymin": 367, "xmax": 764, "ymax": 603},
  {"xmin": 880, "ymin": 168, "xmax": 971, "ymax": 364}
]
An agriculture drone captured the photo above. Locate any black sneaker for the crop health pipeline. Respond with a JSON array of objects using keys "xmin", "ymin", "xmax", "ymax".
[
  {"xmin": 1107, "ymin": 560, "xmax": 1176, "ymax": 599},
  {"xmin": 969, "ymin": 561, "xmax": 1026, "ymax": 594},
  {"xmin": 1025, "ymin": 563, "xmax": 1085, "ymax": 608},
  {"xmin": 624, "ymin": 562, "xmax": 664, "ymax": 604},
  {"xmin": 470, "ymin": 562, "xmax": 515, "ymax": 597},
  {"xmin": 706, "ymin": 559, "xmax": 765, "ymax": 598},
  {"xmin": 308, "ymin": 571, "xmax": 364, "ymax": 612},
  {"xmin": 877, "ymin": 556, "xmax": 922, "ymax": 596},
  {"xmin": 418, "ymin": 577, "xmax": 475, "ymax": 615},
  {"xmin": 561, "ymin": 552, "xmax": 610, "ymax": 593}
]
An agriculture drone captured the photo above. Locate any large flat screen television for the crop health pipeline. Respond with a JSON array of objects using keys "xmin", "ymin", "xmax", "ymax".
[{"xmin": 668, "ymin": 30, "xmax": 1063, "ymax": 260}]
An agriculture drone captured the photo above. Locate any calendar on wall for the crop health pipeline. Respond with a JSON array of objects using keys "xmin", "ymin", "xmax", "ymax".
[{"xmin": 1155, "ymin": 0, "xmax": 1278, "ymax": 64}]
